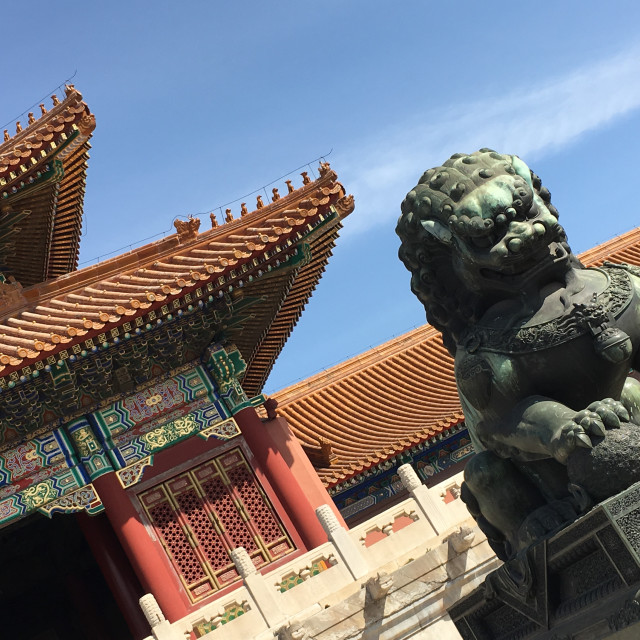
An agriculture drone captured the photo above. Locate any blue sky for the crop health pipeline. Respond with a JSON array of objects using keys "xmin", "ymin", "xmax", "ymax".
[{"xmin": 3, "ymin": 2, "xmax": 640, "ymax": 392}]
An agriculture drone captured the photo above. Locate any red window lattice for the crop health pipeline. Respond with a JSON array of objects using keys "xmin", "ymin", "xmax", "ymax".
[
  {"xmin": 147, "ymin": 498, "xmax": 206, "ymax": 583},
  {"xmin": 198, "ymin": 471, "xmax": 258, "ymax": 553},
  {"xmin": 172, "ymin": 483, "xmax": 233, "ymax": 576},
  {"xmin": 139, "ymin": 448, "xmax": 295, "ymax": 602},
  {"xmin": 226, "ymin": 463, "xmax": 282, "ymax": 545}
]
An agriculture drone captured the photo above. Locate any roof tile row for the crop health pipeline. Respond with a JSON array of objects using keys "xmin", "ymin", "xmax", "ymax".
[{"xmin": 0, "ymin": 166, "xmax": 353, "ymax": 378}]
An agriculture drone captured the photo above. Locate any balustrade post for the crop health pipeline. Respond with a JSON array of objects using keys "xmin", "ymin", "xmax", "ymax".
[
  {"xmin": 398, "ymin": 463, "xmax": 447, "ymax": 534},
  {"xmin": 231, "ymin": 547, "xmax": 287, "ymax": 628},
  {"xmin": 138, "ymin": 594, "xmax": 183, "ymax": 640},
  {"xmin": 315, "ymin": 505, "xmax": 369, "ymax": 579}
]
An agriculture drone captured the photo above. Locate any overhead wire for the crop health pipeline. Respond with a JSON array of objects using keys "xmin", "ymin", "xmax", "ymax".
[
  {"xmin": 0, "ymin": 70, "xmax": 78, "ymax": 133},
  {"xmin": 78, "ymin": 149, "xmax": 333, "ymax": 267}
]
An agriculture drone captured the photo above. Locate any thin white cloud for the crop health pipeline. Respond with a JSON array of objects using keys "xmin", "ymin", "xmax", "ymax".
[{"xmin": 336, "ymin": 44, "xmax": 640, "ymax": 236}]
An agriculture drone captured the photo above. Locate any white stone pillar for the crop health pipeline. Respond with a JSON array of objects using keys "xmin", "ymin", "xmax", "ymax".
[
  {"xmin": 138, "ymin": 594, "xmax": 183, "ymax": 640},
  {"xmin": 398, "ymin": 463, "xmax": 448, "ymax": 534},
  {"xmin": 231, "ymin": 547, "xmax": 287, "ymax": 628},
  {"xmin": 315, "ymin": 504, "xmax": 369, "ymax": 579}
]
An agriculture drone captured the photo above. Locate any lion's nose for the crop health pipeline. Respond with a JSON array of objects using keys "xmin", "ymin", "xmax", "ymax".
[{"xmin": 508, "ymin": 238, "xmax": 523, "ymax": 253}]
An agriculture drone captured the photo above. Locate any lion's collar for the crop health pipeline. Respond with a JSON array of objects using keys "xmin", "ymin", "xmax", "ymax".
[{"xmin": 460, "ymin": 264, "xmax": 634, "ymax": 354}]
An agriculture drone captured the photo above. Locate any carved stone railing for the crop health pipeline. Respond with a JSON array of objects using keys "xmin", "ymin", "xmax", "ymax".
[
  {"xmin": 140, "ymin": 467, "xmax": 499, "ymax": 640},
  {"xmin": 274, "ymin": 544, "xmax": 339, "ymax": 593},
  {"xmin": 141, "ymin": 587, "xmax": 262, "ymax": 640}
]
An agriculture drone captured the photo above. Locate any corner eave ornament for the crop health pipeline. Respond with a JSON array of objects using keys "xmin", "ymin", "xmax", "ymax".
[
  {"xmin": 174, "ymin": 215, "xmax": 200, "ymax": 242},
  {"xmin": 397, "ymin": 148, "xmax": 640, "ymax": 562}
]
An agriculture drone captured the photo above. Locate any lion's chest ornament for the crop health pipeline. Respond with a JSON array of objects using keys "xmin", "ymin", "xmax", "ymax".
[
  {"xmin": 396, "ymin": 148, "xmax": 640, "ymax": 563},
  {"xmin": 461, "ymin": 263, "xmax": 634, "ymax": 362}
]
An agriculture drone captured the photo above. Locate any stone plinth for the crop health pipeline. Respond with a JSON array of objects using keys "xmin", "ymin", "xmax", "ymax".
[{"xmin": 448, "ymin": 483, "xmax": 640, "ymax": 640}]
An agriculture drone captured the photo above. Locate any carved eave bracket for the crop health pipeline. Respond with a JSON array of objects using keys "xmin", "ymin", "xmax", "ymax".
[
  {"xmin": 38, "ymin": 483, "xmax": 103, "ymax": 517},
  {"xmin": 334, "ymin": 194, "xmax": 355, "ymax": 219},
  {"xmin": 303, "ymin": 437, "xmax": 337, "ymax": 467},
  {"xmin": 0, "ymin": 275, "xmax": 27, "ymax": 311},
  {"xmin": 76, "ymin": 112, "xmax": 96, "ymax": 137}
]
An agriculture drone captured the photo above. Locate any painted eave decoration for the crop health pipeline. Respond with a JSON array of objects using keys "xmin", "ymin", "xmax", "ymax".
[{"xmin": 0, "ymin": 159, "xmax": 354, "ymax": 449}]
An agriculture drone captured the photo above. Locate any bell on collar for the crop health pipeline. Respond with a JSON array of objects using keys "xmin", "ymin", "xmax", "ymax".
[{"xmin": 593, "ymin": 327, "xmax": 632, "ymax": 363}]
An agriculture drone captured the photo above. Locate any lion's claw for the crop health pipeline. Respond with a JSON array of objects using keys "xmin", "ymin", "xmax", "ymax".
[
  {"xmin": 574, "ymin": 431, "xmax": 593, "ymax": 448},
  {"xmin": 580, "ymin": 416, "xmax": 605, "ymax": 436},
  {"xmin": 553, "ymin": 400, "xmax": 627, "ymax": 463},
  {"xmin": 586, "ymin": 398, "xmax": 629, "ymax": 428},
  {"xmin": 553, "ymin": 421, "xmax": 593, "ymax": 463},
  {"xmin": 574, "ymin": 410, "xmax": 606, "ymax": 436}
]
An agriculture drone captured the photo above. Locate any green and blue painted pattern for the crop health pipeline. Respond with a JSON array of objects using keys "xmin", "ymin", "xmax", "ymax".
[
  {"xmin": 0, "ymin": 360, "xmax": 243, "ymax": 526},
  {"xmin": 193, "ymin": 603, "xmax": 247, "ymax": 637},
  {"xmin": 0, "ymin": 429, "xmax": 88, "ymax": 528},
  {"xmin": 110, "ymin": 404, "xmax": 230, "ymax": 468},
  {"xmin": 67, "ymin": 417, "xmax": 114, "ymax": 481},
  {"xmin": 279, "ymin": 558, "xmax": 332, "ymax": 592},
  {"xmin": 88, "ymin": 365, "xmax": 229, "ymax": 469},
  {"xmin": 334, "ymin": 429, "xmax": 473, "ymax": 520}
]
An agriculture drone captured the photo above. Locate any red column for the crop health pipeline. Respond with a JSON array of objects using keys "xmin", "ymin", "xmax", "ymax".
[
  {"xmin": 265, "ymin": 416, "xmax": 347, "ymax": 528},
  {"xmin": 92, "ymin": 472, "xmax": 190, "ymax": 622},
  {"xmin": 64, "ymin": 571, "xmax": 112, "ymax": 640},
  {"xmin": 76, "ymin": 512, "xmax": 150, "ymax": 640},
  {"xmin": 234, "ymin": 406, "xmax": 328, "ymax": 549}
]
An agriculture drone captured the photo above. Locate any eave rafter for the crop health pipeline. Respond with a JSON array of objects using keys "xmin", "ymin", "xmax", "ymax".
[{"xmin": 0, "ymin": 84, "xmax": 95, "ymax": 286}]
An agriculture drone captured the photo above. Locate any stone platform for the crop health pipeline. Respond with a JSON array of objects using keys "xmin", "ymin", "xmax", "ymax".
[{"xmin": 448, "ymin": 483, "xmax": 640, "ymax": 640}]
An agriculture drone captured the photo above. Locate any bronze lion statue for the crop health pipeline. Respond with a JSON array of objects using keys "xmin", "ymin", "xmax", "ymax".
[{"xmin": 396, "ymin": 149, "xmax": 640, "ymax": 561}]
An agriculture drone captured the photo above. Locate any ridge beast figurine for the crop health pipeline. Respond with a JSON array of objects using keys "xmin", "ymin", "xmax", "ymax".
[{"xmin": 396, "ymin": 149, "xmax": 640, "ymax": 561}]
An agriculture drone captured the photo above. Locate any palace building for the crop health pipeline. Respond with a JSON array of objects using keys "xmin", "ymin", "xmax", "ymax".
[
  {"xmin": 0, "ymin": 86, "xmax": 356, "ymax": 639},
  {"xmin": 2, "ymin": 86, "xmax": 640, "ymax": 640}
]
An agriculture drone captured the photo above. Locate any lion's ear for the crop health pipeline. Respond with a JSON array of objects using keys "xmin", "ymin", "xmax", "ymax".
[
  {"xmin": 421, "ymin": 219, "xmax": 452, "ymax": 245},
  {"xmin": 511, "ymin": 156, "xmax": 534, "ymax": 190}
]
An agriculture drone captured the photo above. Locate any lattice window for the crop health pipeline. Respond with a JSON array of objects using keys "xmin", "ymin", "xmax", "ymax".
[
  {"xmin": 198, "ymin": 469, "xmax": 258, "ymax": 552},
  {"xmin": 226, "ymin": 463, "xmax": 282, "ymax": 543},
  {"xmin": 146, "ymin": 495, "xmax": 206, "ymax": 584},
  {"xmin": 139, "ymin": 447, "xmax": 295, "ymax": 603},
  {"xmin": 169, "ymin": 476, "xmax": 238, "ymax": 591}
]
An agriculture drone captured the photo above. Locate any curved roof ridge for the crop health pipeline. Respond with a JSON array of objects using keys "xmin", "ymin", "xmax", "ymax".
[
  {"xmin": 13, "ymin": 168, "xmax": 343, "ymax": 310},
  {"xmin": 0, "ymin": 85, "xmax": 90, "ymax": 157}
]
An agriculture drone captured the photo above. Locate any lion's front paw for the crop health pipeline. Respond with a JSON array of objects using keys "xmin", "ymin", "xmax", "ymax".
[
  {"xmin": 551, "ymin": 401, "xmax": 630, "ymax": 463},
  {"xmin": 552, "ymin": 414, "xmax": 601, "ymax": 464},
  {"xmin": 585, "ymin": 398, "xmax": 629, "ymax": 429}
]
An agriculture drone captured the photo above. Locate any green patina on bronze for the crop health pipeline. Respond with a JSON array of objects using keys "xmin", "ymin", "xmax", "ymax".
[{"xmin": 397, "ymin": 149, "xmax": 640, "ymax": 561}]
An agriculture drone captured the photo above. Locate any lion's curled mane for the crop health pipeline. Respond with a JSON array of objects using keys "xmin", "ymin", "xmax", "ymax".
[{"xmin": 396, "ymin": 149, "xmax": 559, "ymax": 355}]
